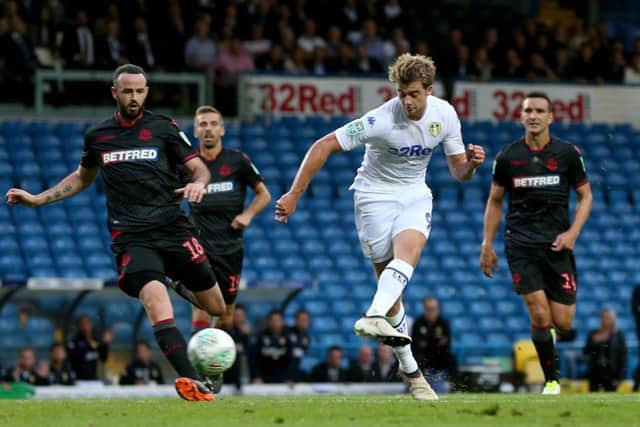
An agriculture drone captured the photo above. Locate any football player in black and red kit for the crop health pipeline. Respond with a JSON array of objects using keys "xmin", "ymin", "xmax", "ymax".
[
  {"xmin": 187, "ymin": 105, "xmax": 271, "ymax": 391},
  {"xmin": 6, "ymin": 64, "xmax": 225, "ymax": 401},
  {"xmin": 480, "ymin": 91, "xmax": 593, "ymax": 395}
]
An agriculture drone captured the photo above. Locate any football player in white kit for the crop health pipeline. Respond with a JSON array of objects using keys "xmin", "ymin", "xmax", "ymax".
[{"xmin": 275, "ymin": 54, "xmax": 485, "ymax": 400}]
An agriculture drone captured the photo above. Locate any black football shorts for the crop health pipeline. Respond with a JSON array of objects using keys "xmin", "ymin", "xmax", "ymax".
[
  {"xmin": 505, "ymin": 241, "xmax": 578, "ymax": 305},
  {"xmin": 112, "ymin": 216, "xmax": 217, "ymax": 297},
  {"xmin": 206, "ymin": 248, "xmax": 243, "ymax": 305}
]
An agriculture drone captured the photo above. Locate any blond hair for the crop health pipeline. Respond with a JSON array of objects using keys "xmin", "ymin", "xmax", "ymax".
[{"xmin": 388, "ymin": 53, "xmax": 436, "ymax": 88}]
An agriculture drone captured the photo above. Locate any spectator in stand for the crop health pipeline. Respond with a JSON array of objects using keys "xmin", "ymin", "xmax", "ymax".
[
  {"xmin": 383, "ymin": 27, "xmax": 410, "ymax": 63},
  {"xmin": 309, "ymin": 46, "xmax": 329, "ymax": 75},
  {"xmin": 3, "ymin": 347, "xmax": 49, "ymax": 385},
  {"xmin": 497, "ymin": 48, "xmax": 526, "ymax": 79},
  {"xmin": 347, "ymin": 344, "xmax": 379, "ymax": 382},
  {"xmin": 310, "ymin": 346, "xmax": 348, "ymax": 382},
  {"xmin": 47, "ymin": 343, "xmax": 75, "ymax": 386},
  {"xmin": 325, "ymin": 24, "xmax": 343, "ymax": 58},
  {"xmin": 468, "ymin": 47, "xmax": 493, "ymax": 81},
  {"xmin": 128, "ymin": 16, "xmax": 156, "ymax": 70},
  {"xmin": 326, "ymin": 43, "xmax": 355, "ymax": 75},
  {"xmin": 340, "ymin": 0, "xmax": 361, "ymax": 44},
  {"xmin": 583, "ymin": 308, "xmax": 627, "ymax": 392},
  {"xmin": 66, "ymin": 315, "xmax": 113, "ymax": 381},
  {"xmin": 184, "ymin": 14, "xmax": 216, "ymax": 72},
  {"xmin": 455, "ymin": 45, "xmax": 470, "ymax": 79},
  {"xmin": 297, "ymin": 19, "xmax": 326, "ymax": 58},
  {"xmin": 284, "ymin": 46, "xmax": 308, "ymax": 73},
  {"xmin": 60, "ymin": 9, "xmax": 94, "ymax": 68},
  {"xmin": 243, "ymin": 23, "xmax": 271, "ymax": 64},
  {"xmin": 605, "ymin": 41, "xmax": 626, "ymax": 83},
  {"xmin": 0, "ymin": 15, "xmax": 37, "ymax": 102},
  {"xmin": 553, "ymin": 46, "xmax": 572, "ymax": 80},
  {"xmin": 226, "ymin": 304, "xmax": 251, "ymax": 387},
  {"xmin": 119, "ymin": 341, "xmax": 164, "ymax": 385},
  {"xmin": 411, "ymin": 297, "xmax": 456, "ymax": 392},
  {"xmin": 383, "ymin": 0, "xmax": 404, "ymax": 29},
  {"xmin": 161, "ymin": 0, "xmax": 187, "ymax": 71},
  {"xmin": 259, "ymin": 44, "xmax": 287, "ymax": 71},
  {"xmin": 96, "ymin": 19, "xmax": 128, "ymax": 69},
  {"xmin": 359, "ymin": 19, "xmax": 386, "ymax": 65},
  {"xmin": 625, "ymin": 52, "xmax": 640, "ymax": 84},
  {"xmin": 30, "ymin": 5, "xmax": 57, "ymax": 56},
  {"xmin": 375, "ymin": 345, "xmax": 397, "ymax": 382},
  {"xmin": 250, "ymin": 310, "xmax": 294, "ymax": 384},
  {"xmin": 484, "ymin": 27, "xmax": 502, "ymax": 69},
  {"xmin": 526, "ymin": 52, "xmax": 557, "ymax": 81},
  {"xmin": 287, "ymin": 309, "xmax": 311, "ymax": 381},
  {"xmin": 214, "ymin": 37, "xmax": 255, "ymax": 115},
  {"xmin": 352, "ymin": 44, "xmax": 383, "ymax": 74}
]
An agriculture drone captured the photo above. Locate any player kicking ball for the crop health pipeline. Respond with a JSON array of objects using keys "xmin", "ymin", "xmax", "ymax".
[
  {"xmin": 480, "ymin": 92, "xmax": 592, "ymax": 395},
  {"xmin": 275, "ymin": 54, "xmax": 484, "ymax": 400}
]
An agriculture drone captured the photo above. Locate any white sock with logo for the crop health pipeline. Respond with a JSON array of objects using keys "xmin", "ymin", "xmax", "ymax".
[
  {"xmin": 366, "ymin": 259, "xmax": 414, "ymax": 317},
  {"xmin": 385, "ymin": 303, "xmax": 419, "ymax": 374}
]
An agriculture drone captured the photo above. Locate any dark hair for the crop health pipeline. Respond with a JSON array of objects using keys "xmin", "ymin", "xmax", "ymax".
[
  {"xmin": 267, "ymin": 309, "xmax": 283, "ymax": 319},
  {"xmin": 328, "ymin": 345, "xmax": 342, "ymax": 353},
  {"xmin": 294, "ymin": 309, "xmax": 309, "ymax": 318},
  {"xmin": 524, "ymin": 91, "xmax": 552, "ymax": 112},
  {"xmin": 135, "ymin": 340, "xmax": 151, "ymax": 349},
  {"xmin": 49, "ymin": 342, "xmax": 65, "ymax": 352},
  {"xmin": 112, "ymin": 64, "xmax": 147, "ymax": 86}
]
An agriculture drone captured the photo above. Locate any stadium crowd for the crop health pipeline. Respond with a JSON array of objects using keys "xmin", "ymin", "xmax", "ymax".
[{"xmin": 2, "ymin": 0, "xmax": 640, "ymax": 108}]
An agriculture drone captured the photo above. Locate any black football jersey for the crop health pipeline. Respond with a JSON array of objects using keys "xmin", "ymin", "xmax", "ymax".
[
  {"xmin": 81, "ymin": 110, "xmax": 198, "ymax": 232},
  {"xmin": 187, "ymin": 148, "xmax": 263, "ymax": 253},
  {"xmin": 492, "ymin": 136, "xmax": 588, "ymax": 245}
]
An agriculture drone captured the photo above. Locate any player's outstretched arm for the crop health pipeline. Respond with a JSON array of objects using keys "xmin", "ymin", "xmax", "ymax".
[
  {"xmin": 6, "ymin": 165, "xmax": 99, "ymax": 208},
  {"xmin": 176, "ymin": 157, "xmax": 211, "ymax": 203},
  {"xmin": 480, "ymin": 183, "xmax": 505, "ymax": 278},
  {"xmin": 552, "ymin": 182, "xmax": 593, "ymax": 252},
  {"xmin": 447, "ymin": 144, "xmax": 485, "ymax": 182},
  {"xmin": 274, "ymin": 133, "xmax": 342, "ymax": 223}
]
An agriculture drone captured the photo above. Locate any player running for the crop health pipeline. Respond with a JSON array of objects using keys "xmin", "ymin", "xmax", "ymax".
[
  {"xmin": 186, "ymin": 105, "xmax": 271, "ymax": 391},
  {"xmin": 6, "ymin": 64, "xmax": 225, "ymax": 401},
  {"xmin": 275, "ymin": 53, "xmax": 485, "ymax": 400},
  {"xmin": 480, "ymin": 91, "xmax": 593, "ymax": 395}
]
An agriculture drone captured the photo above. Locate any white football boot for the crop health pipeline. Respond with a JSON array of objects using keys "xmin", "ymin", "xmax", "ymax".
[
  {"xmin": 354, "ymin": 316, "xmax": 412, "ymax": 346},
  {"xmin": 399, "ymin": 370, "xmax": 439, "ymax": 401}
]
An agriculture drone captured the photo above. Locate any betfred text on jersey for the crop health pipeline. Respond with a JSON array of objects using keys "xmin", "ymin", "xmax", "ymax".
[
  {"xmin": 102, "ymin": 148, "xmax": 159, "ymax": 164},
  {"xmin": 388, "ymin": 145, "xmax": 433, "ymax": 157},
  {"xmin": 513, "ymin": 175, "xmax": 560, "ymax": 188},
  {"xmin": 206, "ymin": 182, "xmax": 233, "ymax": 193}
]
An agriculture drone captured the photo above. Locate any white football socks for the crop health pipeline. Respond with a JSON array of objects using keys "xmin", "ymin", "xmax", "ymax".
[
  {"xmin": 366, "ymin": 259, "xmax": 414, "ymax": 317},
  {"xmin": 385, "ymin": 303, "xmax": 419, "ymax": 374}
]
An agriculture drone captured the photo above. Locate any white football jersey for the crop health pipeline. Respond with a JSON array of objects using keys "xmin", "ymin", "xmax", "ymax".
[{"xmin": 334, "ymin": 95, "xmax": 465, "ymax": 192}]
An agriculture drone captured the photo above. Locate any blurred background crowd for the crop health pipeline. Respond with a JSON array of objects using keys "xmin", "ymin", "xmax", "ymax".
[{"xmin": 2, "ymin": 0, "xmax": 640, "ymax": 110}]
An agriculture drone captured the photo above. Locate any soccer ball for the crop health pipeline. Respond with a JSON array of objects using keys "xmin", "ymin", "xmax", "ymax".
[{"xmin": 187, "ymin": 328, "xmax": 237, "ymax": 376}]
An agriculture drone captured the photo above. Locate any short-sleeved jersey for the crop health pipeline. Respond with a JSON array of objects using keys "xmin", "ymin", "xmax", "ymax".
[
  {"xmin": 81, "ymin": 110, "xmax": 198, "ymax": 232},
  {"xmin": 492, "ymin": 137, "xmax": 588, "ymax": 246},
  {"xmin": 334, "ymin": 95, "xmax": 465, "ymax": 192},
  {"xmin": 186, "ymin": 148, "xmax": 263, "ymax": 254}
]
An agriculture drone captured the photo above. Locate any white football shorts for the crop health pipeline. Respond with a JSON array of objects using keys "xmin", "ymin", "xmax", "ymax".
[{"xmin": 353, "ymin": 186, "xmax": 433, "ymax": 263}]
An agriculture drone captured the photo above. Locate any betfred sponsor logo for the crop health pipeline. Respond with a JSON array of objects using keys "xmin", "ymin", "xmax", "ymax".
[
  {"xmin": 102, "ymin": 148, "xmax": 159, "ymax": 164},
  {"xmin": 206, "ymin": 182, "xmax": 233, "ymax": 193},
  {"xmin": 513, "ymin": 175, "xmax": 560, "ymax": 188}
]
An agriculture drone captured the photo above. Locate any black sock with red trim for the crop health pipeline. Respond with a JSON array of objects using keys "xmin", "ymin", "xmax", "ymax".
[
  {"xmin": 153, "ymin": 318, "xmax": 200, "ymax": 380},
  {"xmin": 531, "ymin": 325, "xmax": 558, "ymax": 382}
]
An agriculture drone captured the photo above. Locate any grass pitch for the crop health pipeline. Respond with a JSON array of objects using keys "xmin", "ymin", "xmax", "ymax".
[{"xmin": 1, "ymin": 393, "xmax": 638, "ymax": 427}]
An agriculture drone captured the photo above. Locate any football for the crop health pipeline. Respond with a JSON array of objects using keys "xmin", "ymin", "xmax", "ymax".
[{"xmin": 187, "ymin": 328, "xmax": 237, "ymax": 376}]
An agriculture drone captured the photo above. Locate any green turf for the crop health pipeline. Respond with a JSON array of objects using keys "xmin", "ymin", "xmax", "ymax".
[{"xmin": 1, "ymin": 394, "xmax": 638, "ymax": 427}]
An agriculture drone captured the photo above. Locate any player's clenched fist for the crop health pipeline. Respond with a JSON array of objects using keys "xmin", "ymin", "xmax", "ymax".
[
  {"xmin": 6, "ymin": 188, "xmax": 39, "ymax": 207},
  {"xmin": 274, "ymin": 191, "xmax": 299, "ymax": 223},
  {"xmin": 466, "ymin": 144, "xmax": 486, "ymax": 168}
]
